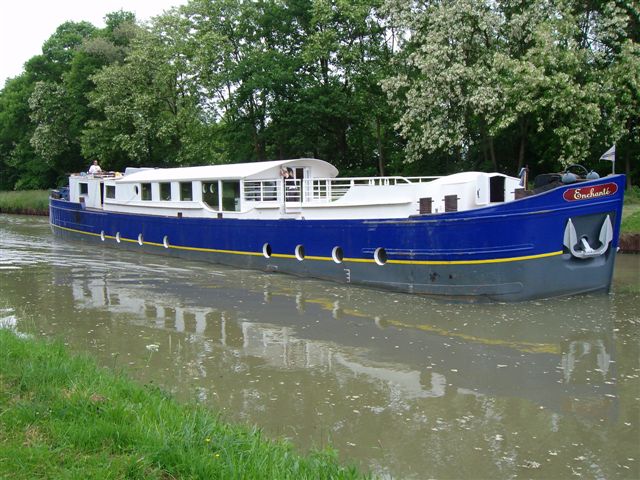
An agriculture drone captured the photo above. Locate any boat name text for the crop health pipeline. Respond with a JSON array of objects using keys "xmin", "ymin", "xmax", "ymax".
[{"xmin": 563, "ymin": 183, "xmax": 618, "ymax": 202}]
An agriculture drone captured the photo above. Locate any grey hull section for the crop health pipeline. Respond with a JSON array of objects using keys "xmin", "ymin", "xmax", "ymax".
[{"xmin": 52, "ymin": 226, "xmax": 617, "ymax": 302}]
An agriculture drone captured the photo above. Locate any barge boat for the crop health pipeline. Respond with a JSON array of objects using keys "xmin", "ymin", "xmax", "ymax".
[{"xmin": 49, "ymin": 158, "xmax": 626, "ymax": 301}]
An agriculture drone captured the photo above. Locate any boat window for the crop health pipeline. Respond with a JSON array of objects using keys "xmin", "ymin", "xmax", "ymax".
[
  {"xmin": 295, "ymin": 245, "xmax": 305, "ymax": 261},
  {"xmin": 141, "ymin": 183, "xmax": 152, "ymax": 201},
  {"xmin": 79, "ymin": 183, "xmax": 88, "ymax": 195},
  {"xmin": 419, "ymin": 197, "xmax": 432, "ymax": 214},
  {"xmin": 263, "ymin": 181, "xmax": 278, "ymax": 201},
  {"xmin": 444, "ymin": 195, "xmax": 458, "ymax": 212},
  {"xmin": 202, "ymin": 181, "xmax": 219, "ymax": 210},
  {"xmin": 160, "ymin": 182, "xmax": 171, "ymax": 201},
  {"xmin": 374, "ymin": 247, "xmax": 387, "ymax": 266},
  {"xmin": 222, "ymin": 181, "xmax": 240, "ymax": 211},
  {"xmin": 180, "ymin": 182, "xmax": 193, "ymax": 201},
  {"xmin": 105, "ymin": 185, "xmax": 115, "ymax": 199},
  {"xmin": 332, "ymin": 246, "xmax": 344, "ymax": 264}
]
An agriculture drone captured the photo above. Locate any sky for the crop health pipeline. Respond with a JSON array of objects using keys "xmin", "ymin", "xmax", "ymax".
[{"xmin": 0, "ymin": 0, "xmax": 187, "ymax": 87}]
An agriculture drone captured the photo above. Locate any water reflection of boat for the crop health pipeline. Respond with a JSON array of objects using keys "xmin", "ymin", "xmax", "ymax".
[{"xmin": 64, "ymin": 261, "xmax": 618, "ymax": 418}]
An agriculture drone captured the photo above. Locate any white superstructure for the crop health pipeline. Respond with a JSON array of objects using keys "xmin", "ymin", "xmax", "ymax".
[{"xmin": 68, "ymin": 158, "xmax": 522, "ymax": 220}]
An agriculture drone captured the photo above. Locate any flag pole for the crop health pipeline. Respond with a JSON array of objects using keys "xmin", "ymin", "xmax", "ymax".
[
  {"xmin": 612, "ymin": 154, "xmax": 615, "ymax": 175},
  {"xmin": 599, "ymin": 145, "xmax": 616, "ymax": 175}
]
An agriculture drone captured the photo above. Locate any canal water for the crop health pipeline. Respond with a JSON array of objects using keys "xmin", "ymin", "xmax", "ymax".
[{"xmin": 1, "ymin": 214, "xmax": 639, "ymax": 479}]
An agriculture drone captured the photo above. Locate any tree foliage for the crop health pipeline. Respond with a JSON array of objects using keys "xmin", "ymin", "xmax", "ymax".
[
  {"xmin": 0, "ymin": 0, "xmax": 637, "ymax": 190},
  {"xmin": 383, "ymin": 0, "xmax": 638, "ymax": 177}
]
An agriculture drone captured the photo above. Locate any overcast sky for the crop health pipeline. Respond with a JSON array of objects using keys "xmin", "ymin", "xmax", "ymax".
[{"xmin": 1, "ymin": 0, "xmax": 187, "ymax": 88}]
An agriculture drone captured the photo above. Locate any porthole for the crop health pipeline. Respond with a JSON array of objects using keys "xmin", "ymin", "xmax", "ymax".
[
  {"xmin": 115, "ymin": 232, "xmax": 121, "ymax": 243},
  {"xmin": 295, "ymin": 244, "xmax": 305, "ymax": 261},
  {"xmin": 100, "ymin": 230, "xmax": 105, "ymax": 242},
  {"xmin": 138, "ymin": 233, "xmax": 143, "ymax": 246},
  {"xmin": 163, "ymin": 235, "xmax": 170, "ymax": 249},
  {"xmin": 332, "ymin": 246, "xmax": 343, "ymax": 264},
  {"xmin": 262, "ymin": 243, "xmax": 272, "ymax": 258},
  {"xmin": 134, "ymin": 186, "xmax": 139, "ymax": 195},
  {"xmin": 374, "ymin": 247, "xmax": 387, "ymax": 266}
]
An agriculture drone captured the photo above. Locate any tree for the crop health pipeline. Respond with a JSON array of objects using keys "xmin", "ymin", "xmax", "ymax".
[
  {"xmin": 0, "ymin": 75, "xmax": 42, "ymax": 189},
  {"xmin": 29, "ymin": 81, "xmax": 73, "ymax": 164},
  {"xmin": 301, "ymin": 0, "xmax": 399, "ymax": 174},
  {"xmin": 382, "ymin": 0, "xmax": 637, "ymax": 177},
  {"xmin": 27, "ymin": 18, "xmax": 139, "ymax": 182},
  {"xmin": 83, "ymin": 16, "xmax": 219, "ymax": 170},
  {"xmin": 177, "ymin": 0, "xmax": 304, "ymax": 162},
  {"xmin": 605, "ymin": 40, "xmax": 640, "ymax": 187},
  {"xmin": 383, "ymin": 0, "xmax": 507, "ymax": 170},
  {"xmin": 178, "ymin": 0, "xmax": 399, "ymax": 173},
  {"xmin": 41, "ymin": 21, "xmax": 97, "ymax": 80},
  {"xmin": 580, "ymin": 1, "xmax": 640, "ymax": 187}
]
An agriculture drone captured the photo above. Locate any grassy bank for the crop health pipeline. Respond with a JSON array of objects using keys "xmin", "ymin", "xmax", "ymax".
[
  {"xmin": 621, "ymin": 185, "xmax": 640, "ymax": 234},
  {"xmin": 621, "ymin": 205, "xmax": 640, "ymax": 233},
  {"xmin": 0, "ymin": 189, "xmax": 49, "ymax": 215},
  {"xmin": 0, "ymin": 330, "xmax": 364, "ymax": 479}
]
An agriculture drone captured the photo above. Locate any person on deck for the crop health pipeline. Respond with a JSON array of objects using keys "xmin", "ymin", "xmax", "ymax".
[{"xmin": 88, "ymin": 160, "xmax": 102, "ymax": 174}]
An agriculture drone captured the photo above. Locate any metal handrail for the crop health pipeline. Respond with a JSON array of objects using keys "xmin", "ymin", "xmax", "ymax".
[{"xmin": 242, "ymin": 175, "xmax": 440, "ymax": 204}]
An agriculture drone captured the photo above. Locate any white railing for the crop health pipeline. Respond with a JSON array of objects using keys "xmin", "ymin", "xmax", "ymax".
[
  {"xmin": 244, "ymin": 180, "xmax": 280, "ymax": 202},
  {"xmin": 242, "ymin": 175, "xmax": 439, "ymax": 204}
]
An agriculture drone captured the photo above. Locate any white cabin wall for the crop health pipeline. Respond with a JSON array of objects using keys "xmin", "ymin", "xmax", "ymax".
[
  {"xmin": 439, "ymin": 181, "xmax": 475, "ymax": 212},
  {"xmin": 475, "ymin": 174, "xmax": 490, "ymax": 206},
  {"xmin": 336, "ymin": 184, "xmax": 420, "ymax": 207},
  {"xmin": 299, "ymin": 203, "xmax": 416, "ymax": 219},
  {"xmin": 505, "ymin": 177, "xmax": 520, "ymax": 201},
  {"xmin": 113, "ymin": 183, "xmax": 138, "ymax": 203},
  {"xmin": 69, "ymin": 177, "xmax": 80, "ymax": 203},
  {"xmin": 193, "ymin": 181, "xmax": 202, "ymax": 203},
  {"xmin": 86, "ymin": 182, "xmax": 102, "ymax": 208},
  {"xmin": 104, "ymin": 202, "xmax": 205, "ymax": 217},
  {"xmin": 69, "ymin": 176, "xmax": 102, "ymax": 208}
]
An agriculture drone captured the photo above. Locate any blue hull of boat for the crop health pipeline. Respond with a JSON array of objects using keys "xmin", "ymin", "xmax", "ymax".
[{"xmin": 50, "ymin": 175, "xmax": 626, "ymax": 301}]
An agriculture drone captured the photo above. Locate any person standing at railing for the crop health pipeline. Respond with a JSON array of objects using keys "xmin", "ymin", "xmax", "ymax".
[{"xmin": 281, "ymin": 167, "xmax": 300, "ymax": 202}]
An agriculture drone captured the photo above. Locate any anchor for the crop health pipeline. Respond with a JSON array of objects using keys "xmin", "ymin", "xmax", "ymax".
[{"xmin": 563, "ymin": 215, "xmax": 613, "ymax": 259}]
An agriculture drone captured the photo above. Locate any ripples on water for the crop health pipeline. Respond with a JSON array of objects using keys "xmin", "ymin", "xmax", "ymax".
[{"xmin": 1, "ymin": 214, "xmax": 639, "ymax": 479}]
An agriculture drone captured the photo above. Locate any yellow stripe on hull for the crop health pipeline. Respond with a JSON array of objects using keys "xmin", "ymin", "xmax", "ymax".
[{"xmin": 51, "ymin": 223, "xmax": 562, "ymax": 266}]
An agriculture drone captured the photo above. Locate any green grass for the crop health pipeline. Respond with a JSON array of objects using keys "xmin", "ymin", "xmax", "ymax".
[
  {"xmin": 621, "ymin": 206, "xmax": 640, "ymax": 233},
  {"xmin": 0, "ymin": 330, "xmax": 365, "ymax": 480},
  {"xmin": 621, "ymin": 185, "xmax": 640, "ymax": 233},
  {"xmin": 0, "ymin": 190, "xmax": 50, "ymax": 215}
]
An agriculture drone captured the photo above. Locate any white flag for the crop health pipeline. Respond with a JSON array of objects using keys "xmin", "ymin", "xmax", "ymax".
[{"xmin": 599, "ymin": 145, "xmax": 616, "ymax": 162}]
